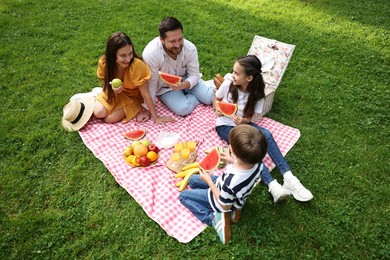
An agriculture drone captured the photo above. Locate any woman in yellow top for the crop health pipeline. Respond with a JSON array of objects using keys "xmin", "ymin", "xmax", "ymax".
[{"xmin": 94, "ymin": 32, "xmax": 175, "ymax": 124}]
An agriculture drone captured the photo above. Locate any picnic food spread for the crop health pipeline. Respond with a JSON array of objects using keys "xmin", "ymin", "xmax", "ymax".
[
  {"xmin": 167, "ymin": 141, "xmax": 198, "ymax": 173},
  {"xmin": 123, "ymin": 139, "xmax": 160, "ymax": 167}
]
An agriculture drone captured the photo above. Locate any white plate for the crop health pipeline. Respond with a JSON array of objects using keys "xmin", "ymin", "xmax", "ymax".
[{"xmin": 155, "ymin": 131, "xmax": 180, "ymax": 149}]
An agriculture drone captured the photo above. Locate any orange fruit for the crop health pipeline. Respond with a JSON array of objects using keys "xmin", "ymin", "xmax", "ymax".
[
  {"xmin": 132, "ymin": 155, "xmax": 141, "ymax": 167},
  {"xmin": 133, "ymin": 144, "xmax": 148, "ymax": 156},
  {"xmin": 124, "ymin": 146, "xmax": 133, "ymax": 156},
  {"xmin": 146, "ymin": 151, "xmax": 158, "ymax": 162}
]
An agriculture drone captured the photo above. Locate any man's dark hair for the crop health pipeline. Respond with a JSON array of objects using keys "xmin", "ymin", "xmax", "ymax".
[{"xmin": 158, "ymin": 17, "xmax": 183, "ymax": 38}]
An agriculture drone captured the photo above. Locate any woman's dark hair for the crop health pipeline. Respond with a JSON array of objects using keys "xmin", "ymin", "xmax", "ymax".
[
  {"xmin": 158, "ymin": 17, "xmax": 183, "ymax": 39},
  {"xmin": 104, "ymin": 32, "xmax": 141, "ymax": 103},
  {"xmin": 229, "ymin": 55, "xmax": 266, "ymax": 118}
]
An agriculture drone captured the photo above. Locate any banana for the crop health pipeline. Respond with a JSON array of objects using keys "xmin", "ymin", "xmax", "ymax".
[
  {"xmin": 181, "ymin": 162, "xmax": 200, "ymax": 171},
  {"xmin": 179, "ymin": 168, "xmax": 200, "ymax": 191},
  {"xmin": 174, "ymin": 167, "xmax": 200, "ymax": 178},
  {"xmin": 174, "ymin": 171, "xmax": 189, "ymax": 178}
]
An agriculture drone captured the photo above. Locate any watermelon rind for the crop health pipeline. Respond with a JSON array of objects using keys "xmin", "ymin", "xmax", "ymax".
[
  {"xmin": 216, "ymin": 101, "xmax": 238, "ymax": 116},
  {"xmin": 124, "ymin": 129, "xmax": 146, "ymax": 140},
  {"xmin": 159, "ymin": 71, "xmax": 182, "ymax": 85},
  {"xmin": 199, "ymin": 147, "xmax": 220, "ymax": 172}
]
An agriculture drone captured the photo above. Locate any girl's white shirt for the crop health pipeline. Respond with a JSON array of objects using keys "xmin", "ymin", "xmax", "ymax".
[{"xmin": 215, "ymin": 74, "xmax": 264, "ymax": 127}]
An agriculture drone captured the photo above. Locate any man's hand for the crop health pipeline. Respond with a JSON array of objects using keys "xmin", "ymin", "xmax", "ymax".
[{"xmin": 169, "ymin": 81, "xmax": 190, "ymax": 91}]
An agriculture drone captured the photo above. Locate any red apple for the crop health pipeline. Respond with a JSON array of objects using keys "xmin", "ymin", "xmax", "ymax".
[
  {"xmin": 139, "ymin": 155, "xmax": 151, "ymax": 167},
  {"xmin": 148, "ymin": 143, "xmax": 160, "ymax": 153}
]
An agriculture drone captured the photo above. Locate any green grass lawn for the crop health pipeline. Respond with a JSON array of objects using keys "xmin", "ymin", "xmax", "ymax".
[{"xmin": 1, "ymin": 0, "xmax": 389, "ymax": 258}]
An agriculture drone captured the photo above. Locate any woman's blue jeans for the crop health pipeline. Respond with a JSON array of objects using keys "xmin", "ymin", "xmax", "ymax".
[
  {"xmin": 179, "ymin": 174, "xmax": 218, "ymax": 226},
  {"xmin": 216, "ymin": 122, "xmax": 291, "ymax": 186}
]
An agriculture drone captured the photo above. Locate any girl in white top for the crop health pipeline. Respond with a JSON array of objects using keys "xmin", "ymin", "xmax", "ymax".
[{"xmin": 215, "ymin": 55, "xmax": 313, "ymax": 203}]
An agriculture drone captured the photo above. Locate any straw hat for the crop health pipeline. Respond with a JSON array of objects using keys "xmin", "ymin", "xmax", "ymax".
[{"xmin": 62, "ymin": 96, "xmax": 95, "ymax": 131}]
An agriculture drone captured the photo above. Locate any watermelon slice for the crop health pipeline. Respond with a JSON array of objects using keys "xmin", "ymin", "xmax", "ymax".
[
  {"xmin": 216, "ymin": 101, "xmax": 238, "ymax": 117},
  {"xmin": 124, "ymin": 129, "xmax": 146, "ymax": 140},
  {"xmin": 199, "ymin": 147, "xmax": 220, "ymax": 172},
  {"xmin": 159, "ymin": 71, "xmax": 182, "ymax": 85}
]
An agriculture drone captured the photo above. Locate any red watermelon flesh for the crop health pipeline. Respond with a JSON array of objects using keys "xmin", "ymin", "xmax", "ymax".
[
  {"xmin": 124, "ymin": 129, "xmax": 146, "ymax": 140},
  {"xmin": 159, "ymin": 71, "xmax": 182, "ymax": 85},
  {"xmin": 216, "ymin": 101, "xmax": 238, "ymax": 116},
  {"xmin": 199, "ymin": 147, "xmax": 220, "ymax": 172}
]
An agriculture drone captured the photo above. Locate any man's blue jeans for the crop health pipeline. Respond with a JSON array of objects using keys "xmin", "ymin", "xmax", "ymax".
[
  {"xmin": 179, "ymin": 174, "xmax": 218, "ymax": 226},
  {"xmin": 216, "ymin": 123, "xmax": 291, "ymax": 186},
  {"xmin": 158, "ymin": 79, "xmax": 214, "ymax": 116}
]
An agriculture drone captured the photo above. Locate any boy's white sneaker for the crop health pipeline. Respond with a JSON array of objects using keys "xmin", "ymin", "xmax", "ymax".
[
  {"xmin": 283, "ymin": 172, "xmax": 313, "ymax": 202},
  {"xmin": 268, "ymin": 180, "xmax": 289, "ymax": 203}
]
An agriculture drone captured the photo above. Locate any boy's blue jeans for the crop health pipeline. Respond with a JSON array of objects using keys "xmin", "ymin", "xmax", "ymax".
[
  {"xmin": 179, "ymin": 174, "xmax": 218, "ymax": 226},
  {"xmin": 216, "ymin": 123, "xmax": 291, "ymax": 186},
  {"xmin": 158, "ymin": 79, "xmax": 214, "ymax": 116}
]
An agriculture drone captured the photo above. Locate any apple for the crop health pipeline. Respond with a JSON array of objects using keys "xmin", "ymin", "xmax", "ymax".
[
  {"xmin": 141, "ymin": 139, "xmax": 151, "ymax": 147},
  {"xmin": 111, "ymin": 78, "xmax": 122, "ymax": 88},
  {"xmin": 148, "ymin": 143, "xmax": 160, "ymax": 153},
  {"xmin": 139, "ymin": 155, "xmax": 151, "ymax": 167}
]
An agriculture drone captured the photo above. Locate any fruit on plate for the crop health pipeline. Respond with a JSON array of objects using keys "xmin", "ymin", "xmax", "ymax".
[
  {"xmin": 133, "ymin": 143, "xmax": 148, "ymax": 157},
  {"xmin": 141, "ymin": 139, "xmax": 151, "ymax": 147},
  {"xmin": 146, "ymin": 151, "xmax": 158, "ymax": 162},
  {"xmin": 159, "ymin": 71, "xmax": 181, "ymax": 85},
  {"xmin": 139, "ymin": 156, "xmax": 151, "ymax": 167},
  {"xmin": 111, "ymin": 78, "xmax": 123, "ymax": 88},
  {"xmin": 148, "ymin": 144, "xmax": 160, "ymax": 153},
  {"xmin": 123, "ymin": 146, "xmax": 133, "ymax": 156},
  {"xmin": 199, "ymin": 147, "xmax": 220, "ymax": 172},
  {"xmin": 124, "ymin": 129, "xmax": 146, "ymax": 140},
  {"xmin": 123, "ymin": 140, "xmax": 160, "ymax": 167},
  {"xmin": 216, "ymin": 101, "xmax": 238, "ymax": 117},
  {"xmin": 132, "ymin": 155, "xmax": 141, "ymax": 167}
]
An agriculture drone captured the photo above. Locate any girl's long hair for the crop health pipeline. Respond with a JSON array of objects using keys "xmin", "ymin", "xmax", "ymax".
[
  {"xmin": 104, "ymin": 32, "xmax": 141, "ymax": 103},
  {"xmin": 229, "ymin": 55, "xmax": 266, "ymax": 118}
]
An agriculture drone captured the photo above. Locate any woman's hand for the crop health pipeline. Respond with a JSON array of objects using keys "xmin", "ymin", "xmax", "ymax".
[
  {"xmin": 136, "ymin": 108, "xmax": 151, "ymax": 122},
  {"xmin": 112, "ymin": 85, "xmax": 123, "ymax": 94},
  {"xmin": 154, "ymin": 116, "xmax": 176, "ymax": 124}
]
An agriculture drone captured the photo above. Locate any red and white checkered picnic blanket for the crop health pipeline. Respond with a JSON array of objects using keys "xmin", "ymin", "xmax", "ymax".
[{"xmin": 78, "ymin": 100, "xmax": 300, "ymax": 243}]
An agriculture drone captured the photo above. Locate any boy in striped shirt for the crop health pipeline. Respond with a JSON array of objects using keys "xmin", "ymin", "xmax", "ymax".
[{"xmin": 179, "ymin": 124, "xmax": 267, "ymax": 244}]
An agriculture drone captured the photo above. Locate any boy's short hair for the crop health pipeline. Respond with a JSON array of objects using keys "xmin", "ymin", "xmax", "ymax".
[
  {"xmin": 158, "ymin": 17, "xmax": 183, "ymax": 39},
  {"xmin": 229, "ymin": 124, "xmax": 267, "ymax": 164}
]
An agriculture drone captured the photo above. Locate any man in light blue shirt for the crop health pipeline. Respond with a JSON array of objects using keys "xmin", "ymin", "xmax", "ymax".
[{"xmin": 142, "ymin": 17, "xmax": 214, "ymax": 116}]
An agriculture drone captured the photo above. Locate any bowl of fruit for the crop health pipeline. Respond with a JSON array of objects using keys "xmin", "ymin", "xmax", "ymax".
[{"xmin": 123, "ymin": 139, "xmax": 160, "ymax": 167}]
